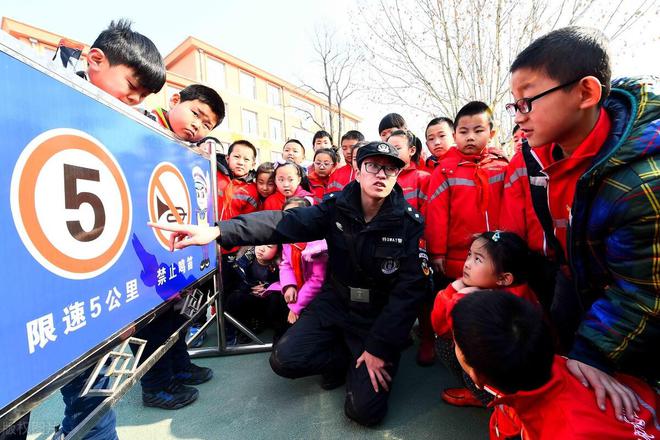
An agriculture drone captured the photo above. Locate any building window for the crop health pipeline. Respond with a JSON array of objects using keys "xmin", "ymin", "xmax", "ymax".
[
  {"xmin": 323, "ymin": 108, "xmax": 331, "ymax": 130},
  {"xmin": 269, "ymin": 118, "xmax": 283, "ymax": 142},
  {"xmin": 242, "ymin": 109, "xmax": 258, "ymax": 136},
  {"xmin": 206, "ymin": 57, "xmax": 226, "ymax": 90},
  {"xmin": 267, "ymin": 84, "xmax": 282, "ymax": 107},
  {"xmin": 270, "ymin": 150, "xmax": 283, "ymax": 162},
  {"xmin": 293, "ymin": 128, "xmax": 313, "ymax": 157},
  {"xmin": 288, "ymin": 97, "xmax": 317, "ymax": 132},
  {"xmin": 289, "ymin": 97, "xmax": 315, "ymax": 116},
  {"xmin": 218, "ymin": 102, "xmax": 229, "ymax": 131},
  {"xmin": 240, "ymin": 71, "xmax": 256, "ymax": 99}
]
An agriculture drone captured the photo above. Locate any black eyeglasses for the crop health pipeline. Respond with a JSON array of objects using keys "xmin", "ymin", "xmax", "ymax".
[
  {"xmin": 505, "ymin": 78, "xmax": 581, "ymax": 116},
  {"xmin": 363, "ymin": 161, "xmax": 400, "ymax": 177}
]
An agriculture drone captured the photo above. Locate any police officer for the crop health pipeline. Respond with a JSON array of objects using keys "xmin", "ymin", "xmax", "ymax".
[{"xmin": 150, "ymin": 141, "xmax": 430, "ymax": 426}]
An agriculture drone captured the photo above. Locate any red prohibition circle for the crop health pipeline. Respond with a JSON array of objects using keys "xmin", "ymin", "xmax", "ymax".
[{"xmin": 147, "ymin": 162, "xmax": 192, "ymax": 249}]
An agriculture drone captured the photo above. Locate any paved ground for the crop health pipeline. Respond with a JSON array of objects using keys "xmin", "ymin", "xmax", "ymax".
[{"xmin": 27, "ymin": 342, "xmax": 490, "ymax": 440}]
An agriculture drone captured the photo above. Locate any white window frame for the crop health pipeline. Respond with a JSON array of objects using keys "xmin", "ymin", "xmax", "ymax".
[
  {"xmin": 217, "ymin": 102, "xmax": 229, "ymax": 131},
  {"xmin": 269, "ymin": 118, "xmax": 283, "ymax": 142},
  {"xmin": 267, "ymin": 83, "xmax": 282, "ymax": 107},
  {"xmin": 239, "ymin": 71, "xmax": 256, "ymax": 99},
  {"xmin": 206, "ymin": 56, "xmax": 226, "ymax": 90},
  {"xmin": 241, "ymin": 109, "xmax": 258, "ymax": 136}
]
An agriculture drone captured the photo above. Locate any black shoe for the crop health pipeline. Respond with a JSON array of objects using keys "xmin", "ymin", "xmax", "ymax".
[
  {"xmin": 174, "ymin": 363, "xmax": 213, "ymax": 385},
  {"xmin": 142, "ymin": 382, "xmax": 199, "ymax": 410},
  {"xmin": 321, "ymin": 370, "xmax": 346, "ymax": 390}
]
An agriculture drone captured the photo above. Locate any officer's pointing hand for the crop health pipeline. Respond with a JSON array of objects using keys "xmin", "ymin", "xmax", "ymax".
[
  {"xmin": 147, "ymin": 222, "xmax": 220, "ymax": 252},
  {"xmin": 356, "ymin": 351, "xmax": 391, "ymax": 393}
]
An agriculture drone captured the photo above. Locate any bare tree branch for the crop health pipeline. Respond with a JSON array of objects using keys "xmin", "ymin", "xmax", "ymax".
[{"xmin": 353, "ymin": 0, "xmax": 653, "ymax": 141}]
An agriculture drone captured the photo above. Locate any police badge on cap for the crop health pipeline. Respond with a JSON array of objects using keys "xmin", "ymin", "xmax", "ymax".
[{"xmin": 356, "ymin": 141, "xmax": 406, "ymax": 169}]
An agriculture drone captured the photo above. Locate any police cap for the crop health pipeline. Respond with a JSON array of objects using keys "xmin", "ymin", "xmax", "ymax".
[{"xmin": 355, "ymin": 141, "xmax": 406, "ymax": 169}]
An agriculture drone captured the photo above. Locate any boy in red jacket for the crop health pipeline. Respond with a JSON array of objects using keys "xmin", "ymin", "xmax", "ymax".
[
  {"xmin": 328, "ymin": 130, "xmax": 364, "ymax": 192},
  {"xmin": 217, "ymin": 140, "xmax": 259, "ymax": 221},
  {"xmin": 141, "ymin": 83, "xmax": 225, "ymax": 410},
  {"xmin": 425, "ymin": 101, "xmax": 508, "ymax": 279},
  {"xmin": 152, "ymin": 84, "xmax": 224, "ymax": 143},
  {"xmin": 424, "ymin": 117, "xmax": 455, "ymax": 169},
  {"xmin": 452, "ymin": 291, "xmax": 657, "ymax": 440}
]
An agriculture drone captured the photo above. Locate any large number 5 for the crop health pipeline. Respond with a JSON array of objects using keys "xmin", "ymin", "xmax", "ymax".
[{"xmin": 64, "ymin": 164, "xmax": 106, "ymax": 242}]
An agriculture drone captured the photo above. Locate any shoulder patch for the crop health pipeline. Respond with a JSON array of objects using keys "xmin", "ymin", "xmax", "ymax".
[
  {"xmin": 404, "ymin": 205, "xmax": 424, "ymax": 223},
  {"xmin": 322, "ymin": 192, "xmax": 339, "ymax": 204}
]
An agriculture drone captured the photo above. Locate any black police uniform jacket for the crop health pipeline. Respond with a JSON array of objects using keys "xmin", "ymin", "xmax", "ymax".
[{"xmin": 218, "ymin": 181, "xmax": 430, "ymax": 361}]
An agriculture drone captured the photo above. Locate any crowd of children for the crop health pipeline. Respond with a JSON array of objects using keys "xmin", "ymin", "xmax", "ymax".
[
  {"xmin": 206, "ymin": 30, "xmax": 660, "ymax": 433},
  {"xmin": 4, "ymin": 18, "xmax": 658, "ymax": 440}
]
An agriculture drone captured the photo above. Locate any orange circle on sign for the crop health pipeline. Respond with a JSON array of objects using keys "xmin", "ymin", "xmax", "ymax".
[
  {"xmin": 147, "ymin": 162, "xmax": 192, "ymax": 249},
  {"xmin": 16, "ymin": 133, "xmax": 131, "ymax": 275}
]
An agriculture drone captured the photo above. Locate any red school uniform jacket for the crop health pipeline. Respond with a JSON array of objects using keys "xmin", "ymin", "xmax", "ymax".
[
  {"xmin": 431, "ymin": 283, "xmax": 538, "ymax": 338},
  {"xmin": 217, "ymin": 158, "xmax": 259, "ymax": 254},
  {"xmin": 307, "ymin": 169, "xmax": 331, "ymax": 204},
  {"xmin": 425, "ymin": 148, "xmax": 509, "ymax": 278},
  {"xmin": 530, "ymin": 109, "xmax": 611, "ymax": 261},
  {"xmin": 217, "ymin": 170, "xmax": 258, "ymax": 221},
  {"xmin": 327, "ymin": 164, "xmax": 355, "ymax": 193},
  {"xmin": 262, "ymin": 186, "xmax": 315, "ymax": 211},
  {"xmin": 490, "ymin": 356, "xmax": 660, "ymax": 440},
  {"xmin": 396, "ymin": 163, "xmax": 431, "ymax": 215}
]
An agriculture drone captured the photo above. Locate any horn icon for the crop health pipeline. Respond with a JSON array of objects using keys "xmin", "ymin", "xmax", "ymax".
[{"xmin": 157, "ymin": 195, "xmax": 170, "ymax": 219}]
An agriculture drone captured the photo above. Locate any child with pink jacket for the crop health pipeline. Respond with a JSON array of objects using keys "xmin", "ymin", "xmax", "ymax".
[{"xmin": 278, "ymin": 197, "xmax": 328, "ymax": 324}]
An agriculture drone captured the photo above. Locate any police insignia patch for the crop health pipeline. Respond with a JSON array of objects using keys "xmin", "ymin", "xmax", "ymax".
[
  {"xmin": 381, "ymin": 258, "xmax": 399, "ymax": 274},
  {"xmin": 421, "ymin": 259, "xmax": 430, "ymax": 276}
]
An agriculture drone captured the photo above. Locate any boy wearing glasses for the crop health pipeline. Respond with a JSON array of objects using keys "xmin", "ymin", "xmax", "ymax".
[
  {"xmin": 149, "ymin": 141, "xmax": 430, "ymax": 427},
  {"xmin": 503, "ymin": 26, "xmax": 659, "ymax": 420},
  {"xmin": 425, "ymin": 101, "xmax": 509, "ymax": 284}
]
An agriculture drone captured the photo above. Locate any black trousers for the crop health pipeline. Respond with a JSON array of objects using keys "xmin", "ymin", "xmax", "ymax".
[
  {"xmin": 269, "ymin": 306, "xmax": 400, "ymax": 426},
  {"xmin": 134, "ymin": 305, "xmax": 191, "ymax": 390}
]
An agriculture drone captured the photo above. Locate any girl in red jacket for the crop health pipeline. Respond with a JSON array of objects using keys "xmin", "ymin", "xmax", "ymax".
[
  {"xmin": 307, "ymin": 148, "xmax": 338, "ymax": 204},
  {"xmin": 255, "ymin": 162, "xmax": 276, "ymax": 210},
  {"xmin": 262, "ymin": 161, "xmax": 314, "ymax": 210},
  {"xmin": 431, "ymin": 231, "xmax": 539, "ymax": 408},
  {"xmin": 387, "ymin": 130, "xmax": 431, "ymax": 214}
]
